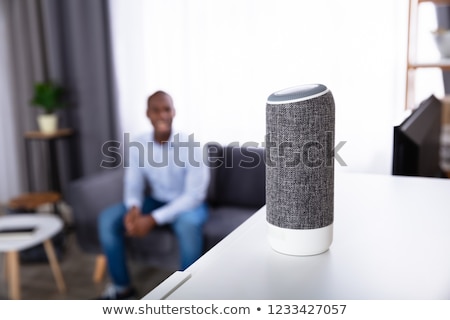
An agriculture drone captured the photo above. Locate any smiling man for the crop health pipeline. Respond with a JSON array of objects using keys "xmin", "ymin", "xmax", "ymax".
[{"xmin": 97, "ymin": 90, "xmax": 210, "ymax": 299}]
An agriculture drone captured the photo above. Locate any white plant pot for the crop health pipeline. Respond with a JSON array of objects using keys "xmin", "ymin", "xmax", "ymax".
[{"xmin": 37, "ymin": 114, "xmax": 58, "ymax": 134}]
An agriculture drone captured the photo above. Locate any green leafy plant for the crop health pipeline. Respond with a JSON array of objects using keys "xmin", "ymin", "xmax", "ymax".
[{"xmin": 30, "ymin": 81, "xmax": 65, "ymax": 114}]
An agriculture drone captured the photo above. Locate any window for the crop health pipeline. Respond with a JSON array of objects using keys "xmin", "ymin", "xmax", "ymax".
[{"xmin": 109, "ymin": 0, "xmax": 419, "ymax": 174}]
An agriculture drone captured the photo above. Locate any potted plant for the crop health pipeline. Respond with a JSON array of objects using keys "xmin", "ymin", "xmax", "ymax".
[{"xmin": 30, "ymin": 81, "xmax": 65, "ymax": 133}]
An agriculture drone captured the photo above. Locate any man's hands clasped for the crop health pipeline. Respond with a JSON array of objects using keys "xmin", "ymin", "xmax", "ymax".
[{"xmin": 124, "ymin": 206, "xmax": 157, "ymax": 237}]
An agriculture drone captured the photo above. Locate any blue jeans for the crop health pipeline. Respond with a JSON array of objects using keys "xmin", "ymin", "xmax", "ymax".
[{"xmin": 98, "ymin": 197, "xmax": 208, "ymax": 287}]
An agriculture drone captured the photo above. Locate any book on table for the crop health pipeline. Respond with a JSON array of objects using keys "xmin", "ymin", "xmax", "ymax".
[{"xmin": 0, "ymin": 226, "xmax": 36, "ymax": 240}]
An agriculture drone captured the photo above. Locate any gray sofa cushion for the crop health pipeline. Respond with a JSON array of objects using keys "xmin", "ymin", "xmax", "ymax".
[
  {"xmin": 69, "ymin": 168, "xmax": 123, "ymax": 253},
  {"xmin": 203, "ymin": 206, "xmax": 257, "ymax": 251},
  {"xmin": 125, "ymin": 227, "xmax": 179, "ymax": 269},
  {"xmin": 213, "ymin": 146, "xmax": 265, "ymax": 208},
  {"xmin": 68, "ymin": 145, "xmax": 266, "ymax": 271}
]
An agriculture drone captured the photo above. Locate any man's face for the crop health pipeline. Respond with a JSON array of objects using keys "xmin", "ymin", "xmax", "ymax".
[{"xmin": 147, "ymin": 94, "xmax": 175, "ymax": 136}]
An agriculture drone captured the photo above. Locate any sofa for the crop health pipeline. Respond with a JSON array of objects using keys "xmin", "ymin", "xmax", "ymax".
[{"xmin": 68, "ymin": 144, "xmax": 266, "ymax": 273}]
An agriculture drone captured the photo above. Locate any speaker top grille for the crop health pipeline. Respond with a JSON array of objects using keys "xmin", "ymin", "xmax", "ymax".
[{"xmin": 267, "ymin": 84, "xmax": 328, "ymax": 104}]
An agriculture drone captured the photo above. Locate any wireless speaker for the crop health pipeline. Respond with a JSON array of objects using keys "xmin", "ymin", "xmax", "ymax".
[{"xmin": 266, "ymin": 84, "xmax": 335, "ymax": 256}]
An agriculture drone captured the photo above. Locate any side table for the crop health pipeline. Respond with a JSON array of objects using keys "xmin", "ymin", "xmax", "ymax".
[
  {"xmin": 0, "ymin": 214, "xmax": 66, "ymax": 299},
  {"xmin": 24, "ymin": 128, "xmax": 74, "ymax": 193},
  {"xmin": 18, "ymin": 129, "xmax": 74, "ymax": 228}
]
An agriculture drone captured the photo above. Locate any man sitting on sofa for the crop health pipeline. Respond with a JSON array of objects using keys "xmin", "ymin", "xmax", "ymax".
[{"xmin": 97, "ymin": 90, "xmax": 210, "ymax": 299}]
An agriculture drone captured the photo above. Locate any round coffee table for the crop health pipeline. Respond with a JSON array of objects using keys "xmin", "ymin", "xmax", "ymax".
[{"xmin": 0, "ymin": 214, "xmax": 66, "ymax": 299}]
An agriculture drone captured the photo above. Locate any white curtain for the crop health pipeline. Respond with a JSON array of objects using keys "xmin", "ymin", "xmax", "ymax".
[
  {"xmin": 109, "ymin": 0, "xmax": 441, "ymax": 174},
  {"xmin": 0, "ymin": 0, "xmax": 22, "ymax": 204}
]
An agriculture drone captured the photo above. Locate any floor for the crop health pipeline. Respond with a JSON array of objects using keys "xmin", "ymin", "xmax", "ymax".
[{"xmin": 0, "ymin": 206, "xmax": 174, "ymax": 300}]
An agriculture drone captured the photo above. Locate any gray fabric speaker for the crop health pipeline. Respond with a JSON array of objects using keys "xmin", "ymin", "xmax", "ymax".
[{"xmin": 266, "ymin": 84, "xmax": 335, "ymax": 255}]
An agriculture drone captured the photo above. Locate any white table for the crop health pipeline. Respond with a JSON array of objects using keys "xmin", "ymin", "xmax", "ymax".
[
  {"xmin": 144, "ymin": 173, "xmax": 450, "ymax": 300},
  {"xmin": 0, "ymin": 214, "xmax": 66, "ymax": 299}
]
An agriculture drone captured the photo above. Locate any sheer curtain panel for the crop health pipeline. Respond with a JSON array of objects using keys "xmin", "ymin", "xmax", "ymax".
[
  {"xmin": 110, "ymin": 0, "xmax": 415, "ymax": 174},
  {"xmin": 0, "ymin": 0, "xmax": 22, "ymax": 204}
]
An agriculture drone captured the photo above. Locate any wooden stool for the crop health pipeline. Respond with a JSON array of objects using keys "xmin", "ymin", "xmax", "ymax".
[{"xmin": 8, "ymin": 192, "xmax": 61, "ymax": 213}]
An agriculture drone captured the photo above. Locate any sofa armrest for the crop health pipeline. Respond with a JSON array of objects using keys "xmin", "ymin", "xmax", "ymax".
[{"xmin": 68, "ymin": 168, "xmax": 124, "ymax": 253}]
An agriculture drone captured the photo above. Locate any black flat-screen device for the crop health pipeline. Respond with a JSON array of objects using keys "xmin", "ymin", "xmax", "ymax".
[{"xmin": 392, "ymin": 95, "xmax": 442, "ymax": 177}]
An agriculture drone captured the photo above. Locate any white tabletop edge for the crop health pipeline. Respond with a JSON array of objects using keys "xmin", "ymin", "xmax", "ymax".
[{"xmin": 142, "ymin": 271, "xmax": 192, "ymax": 300}]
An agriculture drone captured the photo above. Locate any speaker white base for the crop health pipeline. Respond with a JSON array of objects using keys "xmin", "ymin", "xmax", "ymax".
[{"xmin": 267, "ymin": 222, "xmax": 333, "ymax": 256}]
